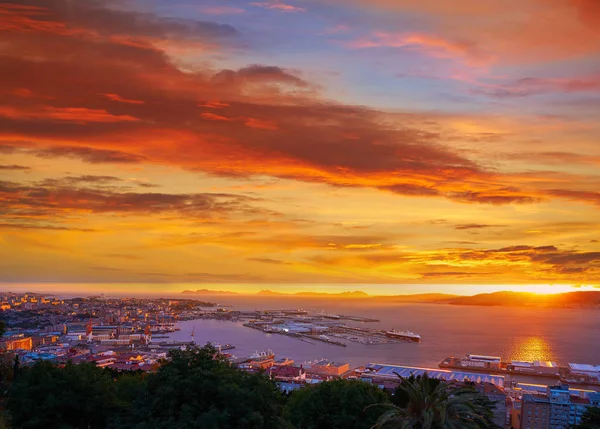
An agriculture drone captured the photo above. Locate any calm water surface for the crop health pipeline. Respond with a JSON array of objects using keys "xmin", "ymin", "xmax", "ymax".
[{"xmin": 165, "ymin": 297, "xmax": 600, "ymax": 371}]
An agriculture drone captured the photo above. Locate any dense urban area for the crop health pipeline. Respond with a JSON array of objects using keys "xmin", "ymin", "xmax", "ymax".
[{"xmin": 0, "ymin": 292, "xmax": 599, "ymax": 429}]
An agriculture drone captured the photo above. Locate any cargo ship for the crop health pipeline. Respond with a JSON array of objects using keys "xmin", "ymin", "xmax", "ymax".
[{"xmin": 386, "ymin": 329, "xmax": 421, "ymax": 342}]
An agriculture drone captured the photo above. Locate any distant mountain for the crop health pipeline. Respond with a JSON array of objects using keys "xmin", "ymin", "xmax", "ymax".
[
  {"xmin": 256, "ymin": 290, "xmax": 369, "ymax": 298},
  {"xmin": 179, "ymin": 289, "xmax": 600, "ymax": 308},
  {"xmin": 379, "ymin": 293, "xmax": 459, "ymax": 302},
  {"xmin": 448, "ymin": 291, "xmax": 600, "ymax": 308},
  {"xmin": 256, "ymin": 290, "xmax": 286, "ymax": 296},
  {"xmin": 295, "ymin": 290, "xmax": 369, "ymax": 298},
  {"xmin": 181, "ymin": 289, "xmax": 239, "ymax": 296}
]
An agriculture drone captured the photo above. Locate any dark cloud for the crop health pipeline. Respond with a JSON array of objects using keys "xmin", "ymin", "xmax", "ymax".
[
  {"xmin": 212, "ymin": 65, "xmax": 310, "ymax": 88},
  {"xmin": 37, "ymin": 175, "xmax": 124, "ymax": 187},
  {"xmin": 420, "ymin": 271, "xmax": 497, "ymax": 278},
  {"xmin": 547, "ymin": 189, "xmax": 600, "ymax": 205},
  {"xmin": 450, "ymin": 190, "xmax": 540, "ymax": 205},
  {"xmin": 247, "ymin": 257, "xmax": 292, "ymax": 265},
  {"xmin": 0, "ymin": 180, "xmax": 269, "ymax": 227},
  {"xmin": 0, "ymin": 222, "xmax": 96, "ymax": 232},
  {"xmin": 381, "ymin": 184, "xmax": 441, "ymax": 197},
  {"xmin": 0, "ymin": 0, "xmax": 576, "ymax": 207},
  {"xmin": 453, "ymin": 244, "xmax": 600, "ymax": 279},
  {"xmin": 454, "ymin": 223, "xmax": 506, "ymax": 230},
  {"xmin": 1, "ymin": 0, "xmax": 238, "ymax": 41},
  {"xmin": 0, "ymin": 164, "xmax": 30, "ymax": 170},
  {"xmin": 31, "ymin": 146, "xmax": 147, "ymax": 164}
]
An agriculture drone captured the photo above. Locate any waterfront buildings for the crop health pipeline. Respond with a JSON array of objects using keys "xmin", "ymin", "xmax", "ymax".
[
  {"xmin": 519, "ymin": 384, "xmax": 596, "ymax": 429},
  {"xmin": 362, "ymin": 363, "xmax": 506, "ymax": 388},
  {"xmin": 476, "ymin": 382, "xmax": 508, "ymax": 428},
  {"xmin": 306, "ymin": 359, "xmax": 350, "ymax": 376}
]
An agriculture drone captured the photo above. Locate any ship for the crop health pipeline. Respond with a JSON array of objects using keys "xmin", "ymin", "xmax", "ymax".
[
  {"xmin": 323, "ymin": 313, "xmax": 340, "ymax": 320},
  {"xmin": 319, "ymin": 310, "xmax": 341, "ymax": 320},
  {"xmin": 248, "ymin": 350, "xmax": 275, "ymax": 360},
  {"xmin": 386, "ymin": 329, "xmax": 421, "ymax": 342}
]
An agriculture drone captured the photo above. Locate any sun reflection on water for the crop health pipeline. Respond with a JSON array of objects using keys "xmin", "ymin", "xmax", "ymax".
[{"xmin": 506, "ymin": 336, "xmax": 555, "ymax": 362}]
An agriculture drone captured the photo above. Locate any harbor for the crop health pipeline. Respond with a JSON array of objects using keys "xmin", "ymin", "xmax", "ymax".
[
  {"xmin": 240, "ymin": 308, "xmax": 421, "ymax": 347},
  {"xmin": 439, "ymin": 354, "xmax": 600, "ymax": 388}
]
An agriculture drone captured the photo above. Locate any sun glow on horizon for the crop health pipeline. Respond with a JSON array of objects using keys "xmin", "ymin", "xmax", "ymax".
[{"xmin": 1, "ymin": 282, "xmax": 597, "ymax": 297}]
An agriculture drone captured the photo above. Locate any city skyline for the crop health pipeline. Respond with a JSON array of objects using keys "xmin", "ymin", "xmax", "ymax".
[{"xmin": 1, "ymin": 0, "xmax": 600, "ymax": 294}]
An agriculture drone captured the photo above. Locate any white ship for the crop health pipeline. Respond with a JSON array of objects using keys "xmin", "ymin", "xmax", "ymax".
[
  {"xmin": 248, "ymin": 349, "xmax": 275, "ymax": 360},
  {"xmin": 386, "ymin": 329, "xmax": 421, "ymax": 342}
]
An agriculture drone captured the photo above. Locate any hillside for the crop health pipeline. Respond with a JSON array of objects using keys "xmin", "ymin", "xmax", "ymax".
[
  {"xmin": 295, "ymin": 290, "xmax": 369, "ymax": 298},
  {"xmin": 448, "ymin": 291, "xmax": 600, "ymax": 308},
  {"xmin": 179, "ymin": 289, "xmax": 600, "ymax": 308}
]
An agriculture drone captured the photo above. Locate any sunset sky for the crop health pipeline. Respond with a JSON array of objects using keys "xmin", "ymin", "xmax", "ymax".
[{"xmin": 1, "ymin": 0, "xmax": 600, "ymax": 295}]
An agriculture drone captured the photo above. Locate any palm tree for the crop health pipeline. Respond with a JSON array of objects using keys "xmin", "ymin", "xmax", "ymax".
[{"xmin": 369, "ymin": 373, "xmax": 497, "ymax": 429}]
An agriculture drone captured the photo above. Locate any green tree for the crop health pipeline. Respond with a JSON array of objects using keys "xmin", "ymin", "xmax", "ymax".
[
  {"xmin": 8, "ymin": 361, "xmax": 116, "ymax": 429},
  {"xmin": 109, "ymin": 372, "xmax": 148, "ymax": 428},
  {"xmin": 123, "ymin": 345, "xmax": 288, "ymax": 429},
  {"xmin": 572, "ymin": 406, "xmax": 600, "ymax": 429},
  {"xmin": 371, "ymin": 373, "xmax": 498, "ymax": 429},
  {"xmin": 284, "ymin": 378, "xmax": 390, "ymax": 429}
]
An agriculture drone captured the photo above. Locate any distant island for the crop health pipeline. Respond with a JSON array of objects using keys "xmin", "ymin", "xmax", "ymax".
[{"xmin": 180, "ymin": 289, "xmax": 600, "ymax": 309}]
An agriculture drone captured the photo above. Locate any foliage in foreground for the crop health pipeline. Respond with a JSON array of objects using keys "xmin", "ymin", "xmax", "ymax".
[
  {"xmin": 2, "ymin": 345, "xmax": 501, "ymax": 429},
  {"xmin": 572, "ymin": 406, "xmax": 600, "ymax": 429},
  {"xmin": 284, "ymin": 378, "xmax": 390, "ymax": 429},
  {"xmin": 6, "ymin": 345, "xmax": 286, "ymax": 429},
  {"xmin": 372, "ymin": 373, "xmax": 499, "ymax": 429}
]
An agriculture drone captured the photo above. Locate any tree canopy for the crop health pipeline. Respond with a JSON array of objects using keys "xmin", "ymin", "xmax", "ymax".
[
  {"xmin": 8, "ymin": 361, "xmax": 116, "ymax": 429},
  {"xmin": 372, "ymin": 374, "xmax": 499, "ymax": 429},
  {"xmin": 284, "ymin": 378, "xmax": 390, "ymax": 429},
  {"xmin": 125, "ymin": 345, "xmax": 289, "ymax": 429},
  {"xmin": 2, "ymin": 345, "xmax": 502, "ymax": 429},
  {"xmin": 572, "ymin": 406, "xmax": 600, "ymax": 429}
]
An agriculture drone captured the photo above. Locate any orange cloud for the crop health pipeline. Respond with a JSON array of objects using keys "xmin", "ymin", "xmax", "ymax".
[
  {"xmin": 332, "ymin": 0, "xmax": 600, "ymax": 64},
  {"xmin": 243, "ymin": 117, "xmax": 278, "ymax": 130},
  {"xmin": 0, "ymin": 0, "xmax": 596, "ymax": 212},
  {"xmin": 0, "ymin": 106, "xmax": 139, "ymax": 123},
  {"xmin": 198, "ymin": 101, "xmax": 229, "ymax": 108},
  {"xmin": 347, "ymin": 32, "xmax": 491, "ymax": 65},
  {"xmin": 103, "ymin": 93, "xmax": 145, "ymax": 105},
  {"xmin": 200, "ymin": 112, "xmax": 233, "ymax": 121}
]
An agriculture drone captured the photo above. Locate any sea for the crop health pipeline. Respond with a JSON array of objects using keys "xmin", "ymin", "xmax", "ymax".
[{"xmin": 163, "ymin": 296, "xmax": 600, "ymax": 378}]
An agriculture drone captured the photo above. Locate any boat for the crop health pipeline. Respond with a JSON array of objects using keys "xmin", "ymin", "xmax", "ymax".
[
  {"xmin": 248, "ymin": 350, "xmax": 275, "ymax": 360},
  {"xmin": 386, "ymin": 329, "xmax": 421, "ymax": 342},
  {"xmin": 323, "ymin": 313, "xmax": 340, "ymax": 320}
]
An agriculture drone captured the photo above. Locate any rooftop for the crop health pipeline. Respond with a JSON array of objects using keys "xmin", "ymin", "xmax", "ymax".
[{"xmin": 364, "ymin": 363, "xmax": 506, "ymax": 388}]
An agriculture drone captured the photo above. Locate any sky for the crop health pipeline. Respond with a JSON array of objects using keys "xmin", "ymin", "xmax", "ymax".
[{"xmin": 0, "ymin": 0, "xmax": 599, "ymax": 295}]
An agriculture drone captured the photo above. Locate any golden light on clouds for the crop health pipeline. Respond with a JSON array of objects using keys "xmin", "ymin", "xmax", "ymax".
[{"xmin": 0, "ymin": 0, "xmax": 599, "ymax": 294}]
